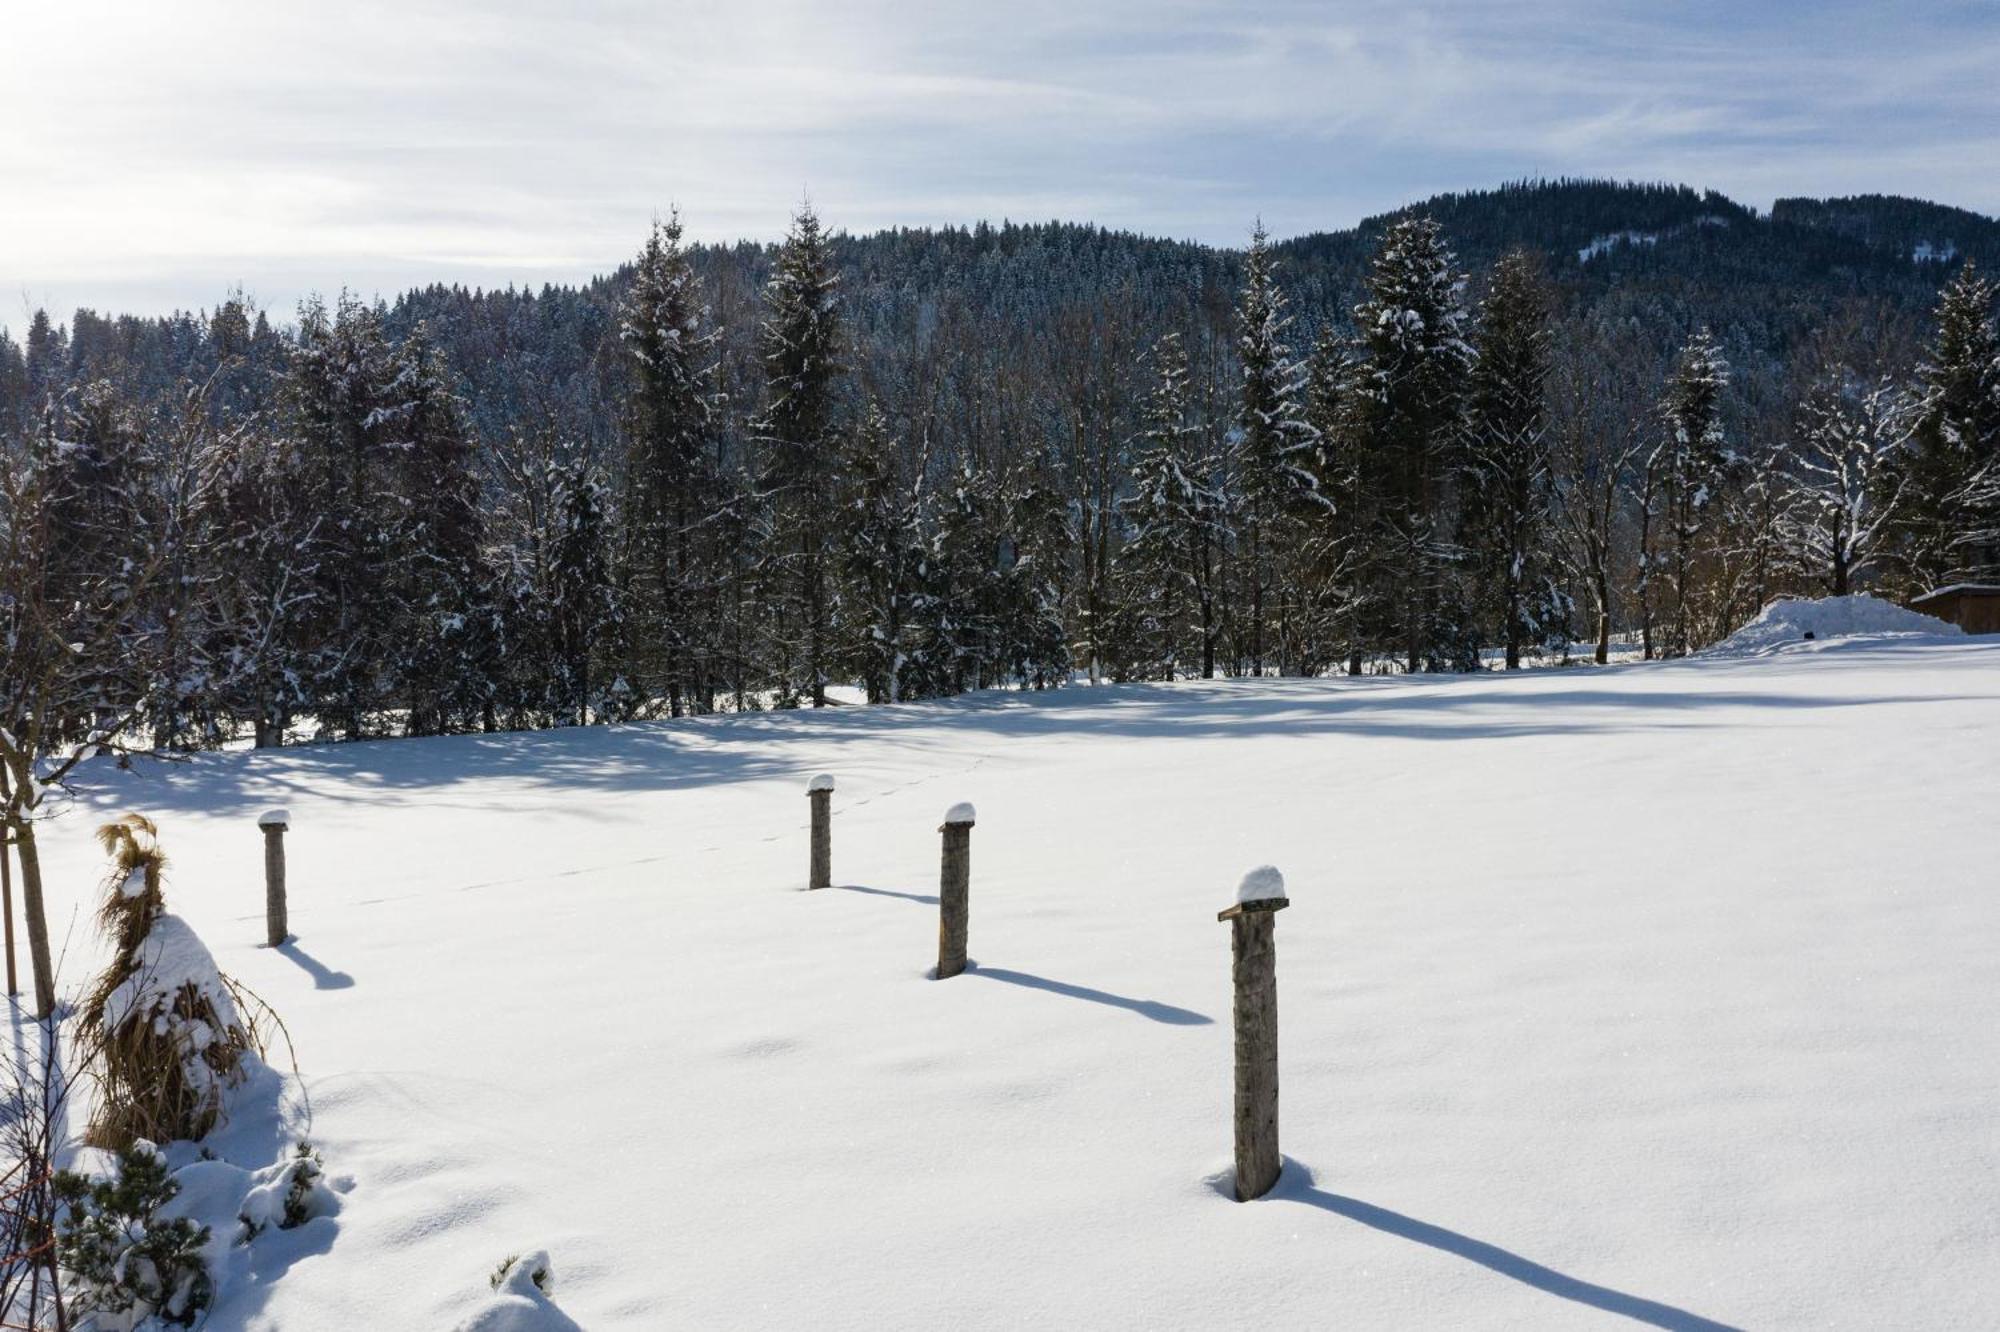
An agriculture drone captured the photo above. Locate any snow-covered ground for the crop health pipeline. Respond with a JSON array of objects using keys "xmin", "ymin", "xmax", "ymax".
[{"xmin": 20, "ymin": 633, "xmax": 2000, "ymax": 1329}]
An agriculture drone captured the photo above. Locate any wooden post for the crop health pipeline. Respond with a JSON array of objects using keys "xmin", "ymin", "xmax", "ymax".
[
  {"xmin": 936, "ymin": 802, "xmax": 975, "ymax": 979},
  {"xmin": 807, "ymin": 774, "xmax": 834, "ymax": 890},
  {"xmin": 259, "ymin": 809, "xmax": 290, "ymax": 947},
  {"xmin": 1218, "ymin": 866, "xmax": 1289, "ymax": 1201},
  {"xmin": 1, "ymin": 829, "xmax": 15, "ymax": 998}
]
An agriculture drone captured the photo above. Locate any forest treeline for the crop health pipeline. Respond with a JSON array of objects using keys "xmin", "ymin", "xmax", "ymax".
[{"xmin": 4, "ymin": 179, "xmax": 1999, "ymax": 781}]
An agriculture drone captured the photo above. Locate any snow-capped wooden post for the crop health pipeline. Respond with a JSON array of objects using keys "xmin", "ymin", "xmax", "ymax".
[
  {"xmin": 259, "ymin": 808, "xmax": 289, "ymax": 947},
  {"xmin": 1218, "ymin": 865, "xmax": 1289, "ymax": 1201},
  {"xmin": 936, "ymin": 802, "xmax": 975, "ymax": 979},
  {"xmin": 807, "ymin": 773, "xmax": 834, "ymax": 890}
]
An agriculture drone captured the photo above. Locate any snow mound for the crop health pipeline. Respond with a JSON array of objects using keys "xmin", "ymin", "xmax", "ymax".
[
  {"xmin": 807, "ymin": 773, "xmax": 835, "ymax": 793},
  {"xmin": 1702, "ymin": 594, "xmax": 1960, "ymax": 658},
  {"xmin": 943, "ymin": 801, "xmax": 976, "ymax": 825},
  {"xmin": 258, "ymin": 808, "xmax": 290, "ymax": 828},
  {"xmin": 453, "ymin": 1251, "xmax": 581, "ymax": 1332},
  {"xmin": 1237, "ymin": 865, "xmax": 1286, "ymax": 904},
  {"xmin": 104, "ymin": 913, "xmax": 244, "ymax": 1043}
]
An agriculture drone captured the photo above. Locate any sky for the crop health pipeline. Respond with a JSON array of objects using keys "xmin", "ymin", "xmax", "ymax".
[{"xmin": 4, "ymin": 0, "xmax": 1998, "ymax": 332}]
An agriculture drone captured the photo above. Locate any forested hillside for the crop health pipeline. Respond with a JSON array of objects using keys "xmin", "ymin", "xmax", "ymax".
[{"xmin": 3, "ymin": 179, "xmax": 1997, "ymax": 758}]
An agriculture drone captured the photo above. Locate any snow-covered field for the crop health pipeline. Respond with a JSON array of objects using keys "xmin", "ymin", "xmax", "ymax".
[{"xmin": 22, "ymin": 632, "xmax": 2000, "ymax": 1329}]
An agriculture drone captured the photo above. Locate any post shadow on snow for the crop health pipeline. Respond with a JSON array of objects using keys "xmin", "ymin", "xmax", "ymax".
[
  {"xmin": 832, "ymin": 882, "xmax": 939, "ymax": 905},
  {"xmin": 1246, "ymin": 1161, "xmax": 1740, "ymax": 1332},
  {"xmin": 273, "ymin": 941, "xmax": 355, "ymax": 990},
  {"xmin": 966, "ymin": 964, "xmax": 1213, "ymax": 1026}
]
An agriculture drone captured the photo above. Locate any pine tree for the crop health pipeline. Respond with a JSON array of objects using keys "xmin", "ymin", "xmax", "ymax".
[
  {"xmin": 203, "ymin": 426, "xmax": 320, "ymax": 748},
  {"xmin": 1349, "ymin": 216, "xmax": 1476, "ymax": 671},
  {"xmin": 838, "ymin": 403, "xmax": 924, "ymax": 703},
  {"xmin": 1463, "ymin": 251, "xmax": 1558, "ymax": 668},
  {"xmin": 1303, "ymin": 328, "xmax": 1372, "ymax": 674},
  {"xmin": 754, "ymin": 204, "xmax": 844, "ymax": 706},
  {"xmin": 23, "ymin": 309, "xmax": 65, "ymax": 406},
  {"xmin": 914, "ymin": 461, "xmax": 1002, "ymax": 697},
  {"xmin": 0, "ymin": 330, "xmax": 27, "ymax": 432},
  {"xmin": 617, "ymin": 212, "xmax": 723, "ymax": 716},
  {"xmin": 1653, "ymin": 329, "xmax": 1735, "ymax": 657},
  {"xmin": 1117, "ymin": 334, "xmax": 1226, "ymax": 679},
  {"xmin": 992, "ymin": 457, "xmax": 1073, "ymax": 690},
  {"xmin": 284, "ymin": 294, "xmax": 401, "ymax": 738},
  {"xmin": 376, "ymin": 324, "xmax": 487, "ymax": 735},
  {"xmin": 1232, "ymin": 223, "xmax": 1322, "ymax": 676},
  {"xmin": 546, "ymin": 454, "xmax": 616, "ymax": 724},
  {"xmin": 1884, "ymin": 263, "xmax": 2000, "ymax": 590}
]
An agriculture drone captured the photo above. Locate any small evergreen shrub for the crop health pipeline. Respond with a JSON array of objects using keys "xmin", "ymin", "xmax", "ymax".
[
  {"xmin": 280, "ymin": 1142, "xmax": 326, "ymax": 1229},
  {"xmin": 238, "ymin": 1140, "xmax": 330, "ymax": 1240},
  {"xmin": 489, "ymin": 1251, "xmax": 553, "ymax": 1295},
  {"xmin": 53, "ymin": 1142, "xmax": 214, "ymax": 1327}
]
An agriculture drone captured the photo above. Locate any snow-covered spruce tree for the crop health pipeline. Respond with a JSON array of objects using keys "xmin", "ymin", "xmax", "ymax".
[
  {"xmin": 838, "ymin": 403, "xmax": 925, "ymax": 703},
  {"xmin": 1349, "ymin": 215, "xmax": 1477, "ymax": 671},
  {"xmin": 617, "ymin": 212, "xmax": 725, "ymax": 717},
  {"xmin": 546, "ymin": 452, "xmax": 617, "ymax": 724},
  {"xmin": 912, "ymin": 460, "xmax": 1000, "ymax": 697},
  {"xmin": 284, "ymin": 294, "xmax": 403, "ymax": 739},
  {"xmin": 1302, "ymin": 327, "xmax": 1373, "ymax": 675},
  {"xmin": 1463, "ymin": 251, "xmax": 1560, "ymax": 669},
  {"xmin": 376, "ymin": 324, "xmax": 491, "ymax": 735},
  {"xmin": 992, "ymin": 458, "xmax": 1073, "ymax": 690},
  {"xmin": 1882, "ymin": 263, "xmax": 2000, "ymax": 591},
  {"xmin": 1116, "ymin": 333, "xmax": 1227, "ymax": 680},
  {"xmin": 202, "ymin": 425, "xmax": 320, "ymax": 747},
  {"xmin": 1233, "ymin": 223, "xmax": 1323, "ymax": 676},
  {"xmin": 753, "ymin": 204, "xmax": 844, "ymax": 706},
  {"xmin": 1652, "ymin": 329, "xmax": 1736, "ymax": 657}
]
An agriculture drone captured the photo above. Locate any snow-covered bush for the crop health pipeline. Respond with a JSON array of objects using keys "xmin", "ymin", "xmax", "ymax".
[
  {"xmin": 489, "ymin": 1251, "xmax": 552, "ymax": 1295},
  {"xmin": 453, "ymin": 1249, "xmax": 580, "ymax": 1332},
  {"xmin": 237, "ymin": 1142, "xmax": 333, "ymax": 1239},
  {"xmin": 52, "ymin": 1141, "xmax": 214, "ymax": 1329},
  {"xmin": 81, "ymin": 815, "xmax": 257, "ymax": 1148}
]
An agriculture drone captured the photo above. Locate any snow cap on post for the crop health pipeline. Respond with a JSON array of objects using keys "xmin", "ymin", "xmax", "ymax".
[
  {"xmin": 807, "ymin": 773, "xmax": 836, "ymax": 794},
  {"xmin": 943, "ymin": 801, "xmax": 976, "ymax": 826},
  {"xmin": 1237, "ymin": 865, "xmax": 1284, "ymax": 903},
  {"xmin": 1219, "ymin": 864, "xmax": 1288, "ymax": 920},
  {"xmin": 257, "ymin": 808, "xmax": 290, "ymax": 829}
]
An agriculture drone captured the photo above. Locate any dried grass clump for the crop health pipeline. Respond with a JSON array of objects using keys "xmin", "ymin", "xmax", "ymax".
[{"xmin": 80, "ymin": 814, "xmax": 263, "ymax": 1149}]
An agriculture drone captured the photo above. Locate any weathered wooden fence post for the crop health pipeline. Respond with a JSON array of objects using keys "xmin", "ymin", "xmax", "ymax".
[
  {"xmin": 259, "ymin": 809, "xmax": 290, "ymax": 947},
  {"xmin": 936, "ymin": 802, "xmax": 975, "ymax": 979},
  {"xmin": 807, "ymin": 774, "xmax": 834, "ymax": 890},
  {"xmin": 1218, "ymin": 865, "xmax": 1289, "ymax": 1201}
]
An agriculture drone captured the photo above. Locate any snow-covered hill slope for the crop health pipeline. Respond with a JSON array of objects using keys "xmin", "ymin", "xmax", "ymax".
[{"xmin": 27, "ymin": 638, "xmax": 2000, "ymax": 1329}]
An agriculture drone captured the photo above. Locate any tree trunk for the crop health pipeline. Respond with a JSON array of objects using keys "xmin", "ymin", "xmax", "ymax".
[
  {"xmin": 1504, "ymin": 573, "xmax": 1522, "ymax": 671},
  {"xmin": 14, "ymin": 820, "xmax": 56, "ymax": 1019},
  {"xmin": 2, "ymin": 829, "xmax": 15, "ymax": 998}
]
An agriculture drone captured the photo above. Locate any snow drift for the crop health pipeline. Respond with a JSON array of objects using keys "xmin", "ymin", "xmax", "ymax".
[{"xmin": 1701, "ymin": 593, "xmax": 1960, "ymax": 657}]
